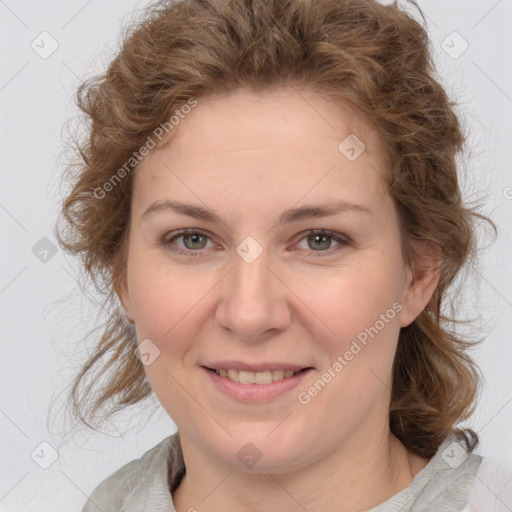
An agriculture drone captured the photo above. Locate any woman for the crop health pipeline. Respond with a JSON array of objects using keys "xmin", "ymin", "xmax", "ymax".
[{"xmin": 56, "ymin": 0, "xmax": 511, "ymax": 510}]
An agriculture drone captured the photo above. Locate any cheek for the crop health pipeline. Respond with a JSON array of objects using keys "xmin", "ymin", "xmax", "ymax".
[
  {"xmin": 295, "ymin": 268, "xmax": 403, "ymax": 418},
  {"xmin": 288, "ymin": 258, "xmax": 405, "ymax": 348},
  {"xmin": 126, "ymin": 259, "xmax": 203, "ymax": 402},
  {"xmin": 126, "ymin": 250, "xmax": 199, "ymax": 351}
]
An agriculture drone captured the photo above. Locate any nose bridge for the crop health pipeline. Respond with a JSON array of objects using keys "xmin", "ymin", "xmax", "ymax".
[
  {"xmin": 215, "ymin": 240, "xmax": 290, "ymax": 340},
  {"xmin": 233, "ymin": 247, "xmax": 270, "ymax": 301}
]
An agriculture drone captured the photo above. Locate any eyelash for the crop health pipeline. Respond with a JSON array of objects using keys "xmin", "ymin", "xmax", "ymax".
[{"xmin": 161, "ymin": 228, "xmax": 351, "ymax": 258}]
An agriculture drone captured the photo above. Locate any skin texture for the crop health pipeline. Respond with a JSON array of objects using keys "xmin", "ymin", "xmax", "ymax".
[{"xmin": 118, "ymin": 86, "xmax": 440, "ymax": 511}]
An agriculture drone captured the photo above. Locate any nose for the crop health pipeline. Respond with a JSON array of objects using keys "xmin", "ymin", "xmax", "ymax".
[{"xmin": 214, "ymin": 245, "xmax": 292, "ymax": 342}]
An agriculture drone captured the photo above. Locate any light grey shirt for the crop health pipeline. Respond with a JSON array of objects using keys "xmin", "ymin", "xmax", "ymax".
[{"xmin": 82, "ymin": 433, "xmax": 512, "ymax": 511}]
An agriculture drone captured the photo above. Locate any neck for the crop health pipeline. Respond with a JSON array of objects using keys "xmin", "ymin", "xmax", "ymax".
[{"xmin": 172, "ymin": 425, "xmax": 429, "ymax": 512}]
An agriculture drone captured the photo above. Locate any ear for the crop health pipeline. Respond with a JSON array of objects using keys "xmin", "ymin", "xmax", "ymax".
[{"xmin": 399, "ymin": 240, "xmax": 442, "ymax": 328}]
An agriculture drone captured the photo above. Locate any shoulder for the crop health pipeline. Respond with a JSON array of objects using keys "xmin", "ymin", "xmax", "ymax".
[
  {"xmin": 462, "ymin": 455, "xmax": 512, "ymax": 512},
  {"xmin": 81, "ymin": 433, "xmax": 179, "ymax": 512},
  {"xmin": 370, "ymin": 435, "xmax": 502, "ymax": 512}
]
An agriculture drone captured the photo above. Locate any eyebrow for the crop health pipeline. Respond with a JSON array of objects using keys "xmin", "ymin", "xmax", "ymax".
[{"xmin": 141, "ymin": 199, "xmax": 372, "ymax": 224}]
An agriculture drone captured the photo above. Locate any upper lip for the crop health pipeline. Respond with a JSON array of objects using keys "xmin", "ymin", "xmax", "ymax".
[{"xmin": 203, "ymin": 361, "xmax": 311, "ymax": 372}]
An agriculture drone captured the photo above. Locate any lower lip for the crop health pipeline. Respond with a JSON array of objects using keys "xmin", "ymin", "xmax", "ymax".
[{"xmin": 202, "ymin": 367, "xmax": 313, "ymax": 402}]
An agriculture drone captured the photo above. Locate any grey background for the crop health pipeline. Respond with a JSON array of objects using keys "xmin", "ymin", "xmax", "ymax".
[{"xmin": 0, "ymin": 0, "xmax": 511, "ymax": 510}]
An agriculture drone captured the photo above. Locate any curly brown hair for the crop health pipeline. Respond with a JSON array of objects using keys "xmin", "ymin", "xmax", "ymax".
[{"xmin": 55, "ymin": 0, "xmax": 495, "ymax": 459}]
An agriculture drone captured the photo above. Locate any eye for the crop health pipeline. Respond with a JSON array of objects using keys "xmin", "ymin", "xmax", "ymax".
[
  {"xmin": 162, "ymin": 228, "xmax": 351, "ymax": 257},
  {"xmin": 162, "ymin": 229, "xmax": 215, "ymax": 256},
  {"xmin": 294, "ymin": 229, "xmax": 351, "ymax": 255}
]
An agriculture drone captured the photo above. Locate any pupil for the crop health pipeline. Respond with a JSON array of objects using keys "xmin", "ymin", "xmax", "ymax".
[
  {"xmin": 309, "ymin": 234, "xmax": 331, "ymax": 250},
  {"xmin": 185, "ymin": 234, "xmax": 206, "ymax": 249}
]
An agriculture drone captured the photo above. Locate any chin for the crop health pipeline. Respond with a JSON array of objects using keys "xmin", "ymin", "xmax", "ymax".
[{"xmin": 207, "ymin": 421, "xmax": 315, "ymax": 473}]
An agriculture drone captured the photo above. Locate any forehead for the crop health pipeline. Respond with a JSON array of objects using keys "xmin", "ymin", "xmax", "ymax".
[
  {"xmin": 163, "ymin": 86, "xmax": 381, "ymax": 157},
  {"xmin": 132, "ymin": 86, "xmax": 389, "ymax": 209}
]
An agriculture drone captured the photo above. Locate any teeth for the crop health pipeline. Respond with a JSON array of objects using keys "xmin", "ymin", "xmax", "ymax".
[
  {"xmin": 238, "ymin": 370, "xmax": 255, "ymax": 384},
  {"xmin": 272, "ymin": 370, "xmax": 284, "ymax": 380},
  {"xmin": 213, "ymin": 368, "xmax": 301, "ymax": 383},
  {"xmin": 254, "ymin": 371, "xmax": 272, "ymax": 384}
]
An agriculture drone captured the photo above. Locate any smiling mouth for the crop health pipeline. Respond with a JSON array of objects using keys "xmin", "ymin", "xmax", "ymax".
[{"xmin": 204, "ymin": 367, "xmax": 310, "ymax": 384}]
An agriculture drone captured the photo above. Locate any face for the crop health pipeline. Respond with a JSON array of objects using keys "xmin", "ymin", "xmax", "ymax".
[{"xmin": 119, "ymin": 86, "xmax": 437, "ymax": 472}]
